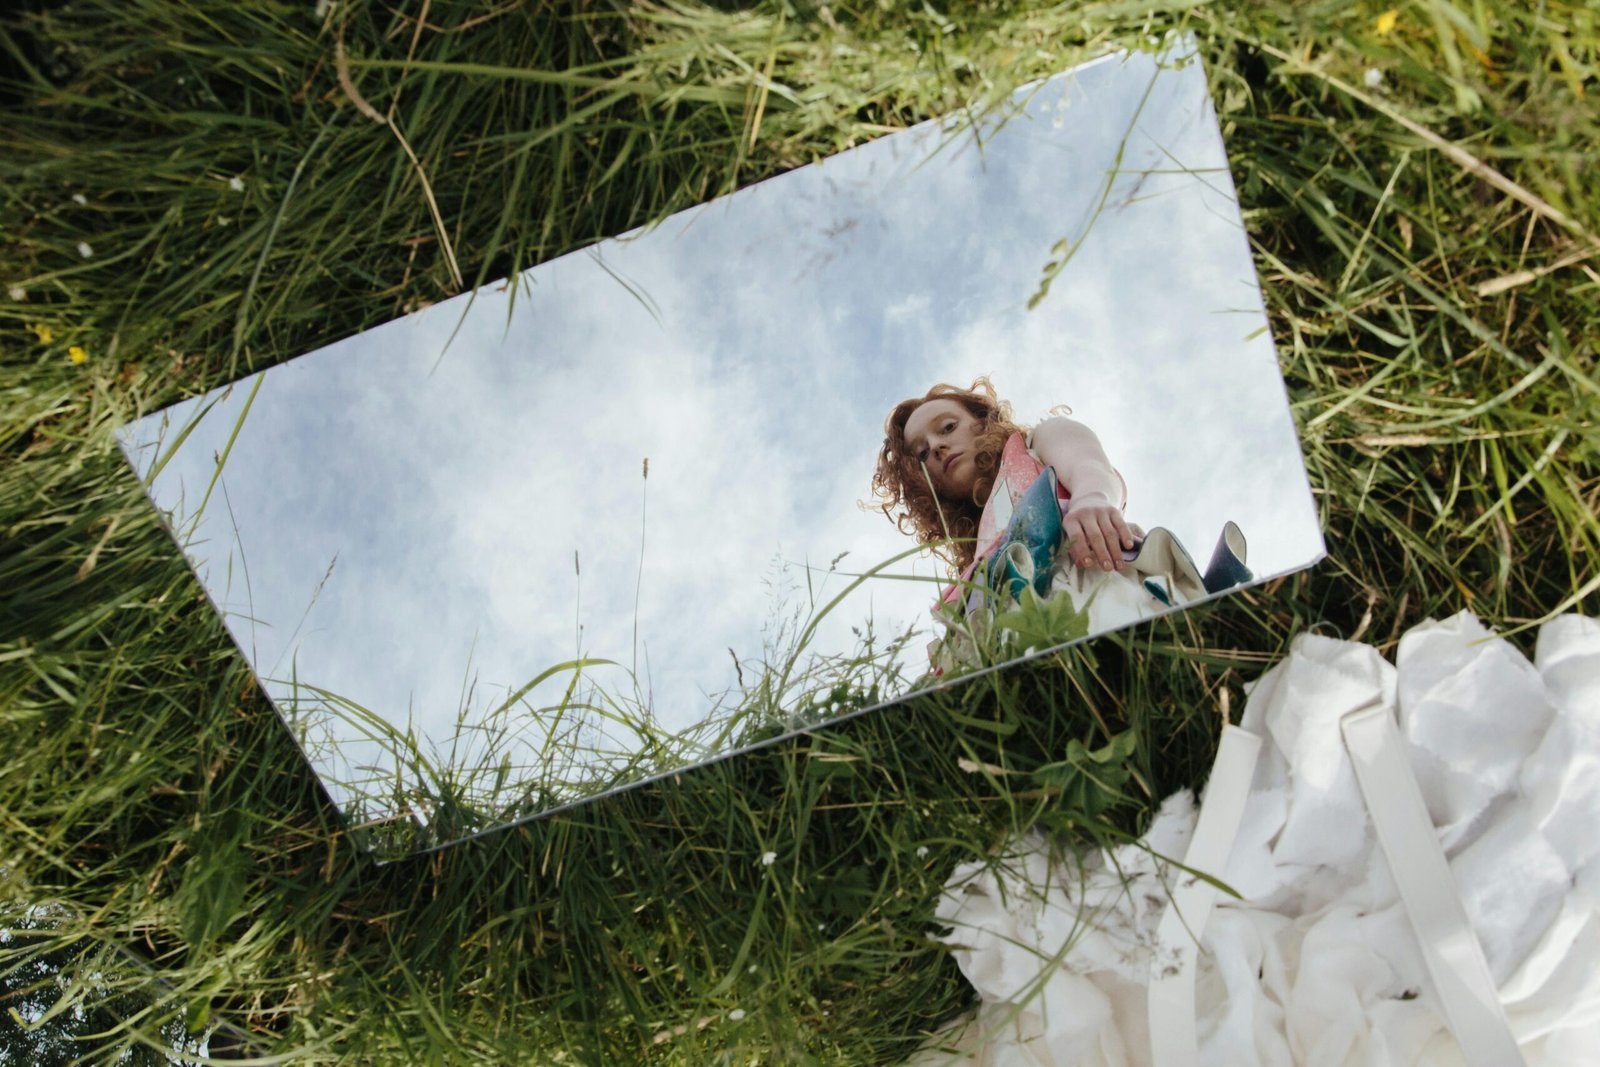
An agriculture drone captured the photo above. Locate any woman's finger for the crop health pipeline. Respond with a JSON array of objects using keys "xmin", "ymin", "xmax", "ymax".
[
  {"xmin": 1109, "ymin": 510, "xmax": 1135, "ymax": 551},
  {"xmin": 1063, "ymin": 517, "xmax": 1092, "ymax": 569},
  {"xmin": 1081, "ymin": 512, "xmax": 1115, "ymax": 570},
  {"xmin": 1095, "ymin": 513, "xmax": 1125, "ymax": 570}
]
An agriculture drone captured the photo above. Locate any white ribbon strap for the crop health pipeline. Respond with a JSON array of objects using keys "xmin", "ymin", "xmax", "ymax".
[
  {"xmin": 1148, "ymin": 723, "xmax": 1261, "ymax": 1067},
  {"xmin": 1340, "ymin": 700, "xmax": 1527, "ymax": 1067}
]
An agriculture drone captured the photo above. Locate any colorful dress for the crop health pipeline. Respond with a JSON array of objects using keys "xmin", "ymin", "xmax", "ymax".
[
  {"xmin": 937, "ymin": 431, "xmax": 1115, "ymax": 613},
  {"xmin": 928, "ymin": 432, "xmax": 1192, "ymax": 674}
]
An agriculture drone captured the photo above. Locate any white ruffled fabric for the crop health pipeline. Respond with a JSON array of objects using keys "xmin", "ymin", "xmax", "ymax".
[{"xmin": 908, "ymin": 612, "xmax": 1600, "ymax": 1066}]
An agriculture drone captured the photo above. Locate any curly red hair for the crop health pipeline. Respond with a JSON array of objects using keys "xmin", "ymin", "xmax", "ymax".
[{"xmin": 871, "ymin": 376, "xmax": 1027, "ymax": 574}]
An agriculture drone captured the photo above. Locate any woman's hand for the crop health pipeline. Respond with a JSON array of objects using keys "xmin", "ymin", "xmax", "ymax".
[
  {"xmin": 1029, "ymin": 417, "xmax": 1139, "ymax": 573},
  {"xmin": 1062, "ymin": 492, "xmax": 1137, "ymax": 572}
]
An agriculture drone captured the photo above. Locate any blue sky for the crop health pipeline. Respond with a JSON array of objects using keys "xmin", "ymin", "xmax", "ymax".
[{"xmin": 122, "ymin": 45, "xmax": 1324, "ymax": 815}]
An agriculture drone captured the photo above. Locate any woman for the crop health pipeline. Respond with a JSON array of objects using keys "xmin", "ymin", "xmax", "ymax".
[
  {"xmin": 873, "ymin": 377, "xmax": 1247, "ymax": 668},
  {"xmin": 873, "ymin": 377, "xmax": 1137, "ymax": 579}
]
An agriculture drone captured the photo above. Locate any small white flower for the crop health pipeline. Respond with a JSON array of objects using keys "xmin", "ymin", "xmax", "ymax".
[
  {"xmin": 76, "ymin": 242, "xmax": 93, "ymax": 259},
  {"xmin": 71, "ymin": 193, "xmax": 87, "ymax": 205},
  {"xmin": 728, "ymin": 1008, "xmax": 747, "ymax": 1022},
  {"xmin": 759, "ymin": 851, "xmax": 776, "ymax": 867},
  {"xmin": 216, "ymin": 216, "xmax": 231, "ymax": 226},
  {"xmin": 746, "ymin": 964, "xmax": 757, "ymax": 974},
  {"xmin": 228, "ymin": 175, "xmax": 245, "ymax": 192},
  {"xmin": 1364, "ymin": 68, "xmax": 1384, "ymax": 89},
  {"xmin": 916, "ymin": 846, "xmax": 929, "ymax": 859},
  {"xmin": 7, "ymin": 286, "xmax": 24, "ymax": 302}
]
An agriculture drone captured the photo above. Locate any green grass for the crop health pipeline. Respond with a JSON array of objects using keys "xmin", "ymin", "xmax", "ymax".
[{"xmin": 3, "ymin": 0, "xmax": 1598, "ymax": 1062}]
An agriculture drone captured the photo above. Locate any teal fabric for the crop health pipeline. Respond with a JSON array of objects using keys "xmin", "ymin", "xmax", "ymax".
[{"xmin": 979, "ymin": 466, "xmax": 1063, "ymax": 605}]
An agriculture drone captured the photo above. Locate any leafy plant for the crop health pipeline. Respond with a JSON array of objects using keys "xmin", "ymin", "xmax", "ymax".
[
  {"xmin": 992, "ymin": 584, "xmax": 1095, "ymax": 655},
  {"xmin": 1031, "ymin": 730, "xmax": 1140, "ymax": 822}
]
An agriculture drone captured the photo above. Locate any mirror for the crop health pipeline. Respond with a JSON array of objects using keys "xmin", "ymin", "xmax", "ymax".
[{"xmin": 118, "ymin": 42, "xmax": 1324, "ymax": 856}]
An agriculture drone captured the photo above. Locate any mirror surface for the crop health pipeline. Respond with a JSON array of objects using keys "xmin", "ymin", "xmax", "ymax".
[{"xmin": 119, "ymin": 44, "xmax": 1324, "ymax": 854}]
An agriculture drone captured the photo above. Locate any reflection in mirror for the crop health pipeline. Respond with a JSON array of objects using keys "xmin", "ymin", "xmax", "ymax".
[
  {"xmin": 118, "ymin": 42, "xmax": 1324, "ymax": 856},
  {"xmin": 0, "ymin": 902, "xmax": 259, "ymax": 1058}
]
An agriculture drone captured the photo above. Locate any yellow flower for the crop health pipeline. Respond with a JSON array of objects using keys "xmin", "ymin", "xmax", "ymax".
[
  {"xmin": 68, "ymin": 345, "xmax": 88, "ymax": 364},
  {"xmin": 31, "ymin": 322, "xmax": 54, "ymax": 344},
  {"xmin": 1375, "ymin": 9, "xmax": 1399, "ymax": 36}
]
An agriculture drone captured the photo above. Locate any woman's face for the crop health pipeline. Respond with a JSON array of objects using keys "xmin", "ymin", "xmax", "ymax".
[{"xmin": 903, "ymin": 398, "xmax": 984, "ymax": 500}]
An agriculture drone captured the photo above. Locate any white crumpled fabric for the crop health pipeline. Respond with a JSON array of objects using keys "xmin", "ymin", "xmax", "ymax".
[{"xmin": 907, "ymin": 612, "xmax": 1600, "ymax": 1066}]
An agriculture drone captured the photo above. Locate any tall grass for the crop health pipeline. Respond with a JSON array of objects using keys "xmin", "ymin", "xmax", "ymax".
[{"xmin": 3, "ymin": 0, "xmax": 1597, "ymax": 1061}]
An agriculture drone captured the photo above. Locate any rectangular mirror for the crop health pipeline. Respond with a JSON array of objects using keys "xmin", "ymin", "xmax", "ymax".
[{"xmin": 117, "ymin": 41, "xmax": 1324, "ymax": 857}]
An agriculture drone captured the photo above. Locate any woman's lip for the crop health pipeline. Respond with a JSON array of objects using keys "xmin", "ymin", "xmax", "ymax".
[{"xmin": 944, "ymin": 453, "xmax": 961, "ymax": 474}]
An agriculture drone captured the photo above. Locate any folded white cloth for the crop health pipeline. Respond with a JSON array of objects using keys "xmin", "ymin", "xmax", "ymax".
[{"xmin": 908, "ymin": 612, "xmax": 1600, "ymax": 1066}]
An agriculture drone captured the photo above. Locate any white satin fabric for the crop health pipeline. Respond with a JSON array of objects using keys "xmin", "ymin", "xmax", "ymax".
[{"xmin": 908, "ymin": 612, "xmax": 1600, "ymax": 1066}]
